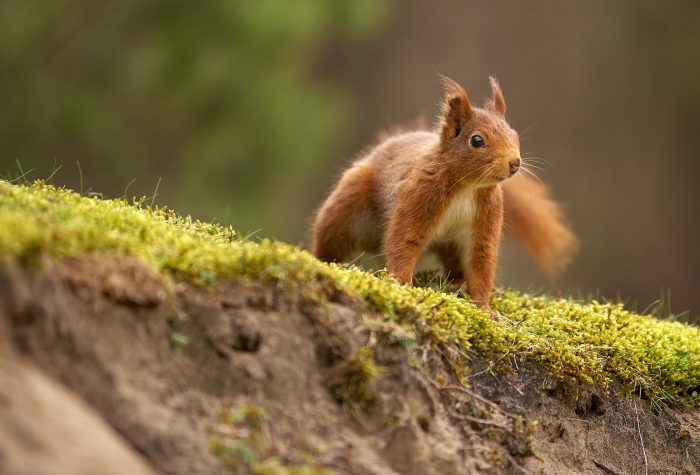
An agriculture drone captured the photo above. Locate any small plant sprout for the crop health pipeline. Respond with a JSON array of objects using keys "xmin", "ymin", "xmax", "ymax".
[{"xmin": 169, "ymin": 332, "xmax": 188, "ymax": 355}]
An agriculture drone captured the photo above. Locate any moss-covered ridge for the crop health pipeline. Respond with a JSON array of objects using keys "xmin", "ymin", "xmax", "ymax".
[{"xmin": 1, "ymin": 180, "xmax": 699, "ymax": 405}]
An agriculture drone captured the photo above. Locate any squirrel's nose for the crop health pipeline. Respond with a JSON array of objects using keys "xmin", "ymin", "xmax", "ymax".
[{"xmin": 509, "ymin": 158, "xmax": 521, "ymax": 175}]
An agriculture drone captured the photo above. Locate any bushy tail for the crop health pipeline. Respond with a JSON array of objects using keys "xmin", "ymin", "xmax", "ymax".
[{"xmin": 502, "ymin": 174, "xmax": 578, "ymax": 278}]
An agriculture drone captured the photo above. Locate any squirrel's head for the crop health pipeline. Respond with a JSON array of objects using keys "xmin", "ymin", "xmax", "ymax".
[{"xmin": 438, "ymin": 76, "xmax": 521, "ymax": 186}]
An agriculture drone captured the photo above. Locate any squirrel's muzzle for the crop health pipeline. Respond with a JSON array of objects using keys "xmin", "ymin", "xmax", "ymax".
[{"xmin": 509, "ymin": 158, "xmax": 521, "ymax": 176}]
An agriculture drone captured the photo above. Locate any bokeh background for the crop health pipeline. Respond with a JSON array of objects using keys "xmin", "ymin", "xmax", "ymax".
[{"xmin": 2, "ymin": 0, "xmax": 698, "ymax": 319}]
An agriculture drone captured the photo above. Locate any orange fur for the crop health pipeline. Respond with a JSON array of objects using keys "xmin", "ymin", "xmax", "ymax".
[
  {"xmin": 502, "ymin": 174, "xmax": 578, "ymax": 278},
  {"xmin": 311, "ymin": 76, "xmax": 576, "ymax": 316}
]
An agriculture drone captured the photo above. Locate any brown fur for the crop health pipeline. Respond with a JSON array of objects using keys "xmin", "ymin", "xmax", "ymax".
[{"xmin": 311, "ymin": 77, "xmax": 576, "ymax": 315}]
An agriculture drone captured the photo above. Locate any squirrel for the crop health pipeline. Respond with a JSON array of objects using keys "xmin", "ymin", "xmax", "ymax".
[{"xmin": 311, "ymin": 76, "xmax": 577, "ymax": 317}]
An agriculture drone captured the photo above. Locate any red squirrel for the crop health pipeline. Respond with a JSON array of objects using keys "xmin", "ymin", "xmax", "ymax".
[{"xmin": 311, "ymin": 77, "xmax": 577, "ymax": 317}]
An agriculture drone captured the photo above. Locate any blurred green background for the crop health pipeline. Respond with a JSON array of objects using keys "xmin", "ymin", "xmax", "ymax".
[{"xmin": 1, "ymin": 0, "xmax": 699, "ymax": 319}]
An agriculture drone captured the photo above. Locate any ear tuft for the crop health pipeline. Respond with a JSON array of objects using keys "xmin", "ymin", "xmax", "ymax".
[
  {"xmin": 439, "ymin": 75, "xmax": 472, "ymax": 140},
  {"xmin": 487, "ymin": 76, "xmax": 507, "ymax": 116}
]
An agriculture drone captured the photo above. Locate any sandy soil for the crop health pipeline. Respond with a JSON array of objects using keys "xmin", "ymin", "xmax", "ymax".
[{"xmin": 0, "ymin": 257, "xmax": 698, "ymax": 474}]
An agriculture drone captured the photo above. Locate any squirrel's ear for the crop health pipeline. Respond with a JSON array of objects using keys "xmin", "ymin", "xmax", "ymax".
[
  {"xmin": 487, "ymin": 76, "xmax": 506, "ymax": 116},
  {"xmin": 440, "ymin": 75, "xmax": 472, "ymax": 140}
]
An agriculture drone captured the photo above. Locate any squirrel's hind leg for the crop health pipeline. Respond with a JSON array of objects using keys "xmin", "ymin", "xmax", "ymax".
[{"xmin": 311, "ymin": 163, "xmax": 376, "ymax": 263}]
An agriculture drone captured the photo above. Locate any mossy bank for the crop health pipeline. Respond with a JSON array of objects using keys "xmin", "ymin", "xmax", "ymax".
[
  {"xmin": 1, "ymin": 180, "xmax": 698, "ymax": 406},
  {"xmin": 1, "ymin": 179, "xmax": 699, "ymax": 474}
]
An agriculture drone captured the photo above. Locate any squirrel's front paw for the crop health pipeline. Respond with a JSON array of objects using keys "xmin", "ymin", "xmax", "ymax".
[
  {"xmin": 473, "ymin": 300, "xmax": 501, "ymax": 321},
  {"xmin": 487, "ymin": 308, "xmax": 502, "ymax": 321}
]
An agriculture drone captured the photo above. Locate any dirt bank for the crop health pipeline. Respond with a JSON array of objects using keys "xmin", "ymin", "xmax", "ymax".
[{"xmin": 0, "ymin": 256, "xmax": 698, "ymax": 474}]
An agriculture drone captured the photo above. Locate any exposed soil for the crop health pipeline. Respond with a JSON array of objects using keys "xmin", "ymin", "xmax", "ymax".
[{"xmin": 0, "ymin": 256, "xmax": 698, "ymax": 474}]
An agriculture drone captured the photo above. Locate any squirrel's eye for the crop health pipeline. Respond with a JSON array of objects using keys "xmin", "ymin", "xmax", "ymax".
[{"xmin": 470, "ymin": 135, "xmax": 485, "ymax": 148}]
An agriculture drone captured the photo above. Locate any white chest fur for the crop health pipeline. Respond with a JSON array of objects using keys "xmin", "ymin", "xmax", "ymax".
[{"xmin": 429, "ymin": 186, "xmax": 477, "ymax": 244}]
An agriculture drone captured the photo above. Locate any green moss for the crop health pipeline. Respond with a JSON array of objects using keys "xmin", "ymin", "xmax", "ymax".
[
  {"xmin": 210, "ymin": 439, "xmax": 259, "ymax": 469},
  {"xmin": 210, "ymin": 402, "xmax": 330, "ymax": 474},
  {"xmin": 227, "ymin": 404, "xmax": 270, "ymax": 430},
  {"xmin": 326, "ymin": 346, "xmax": 384, "ymax": 411},
  {"xmin": 1, "ymin": 180, "xmax": 699, "ymax": 406}
]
